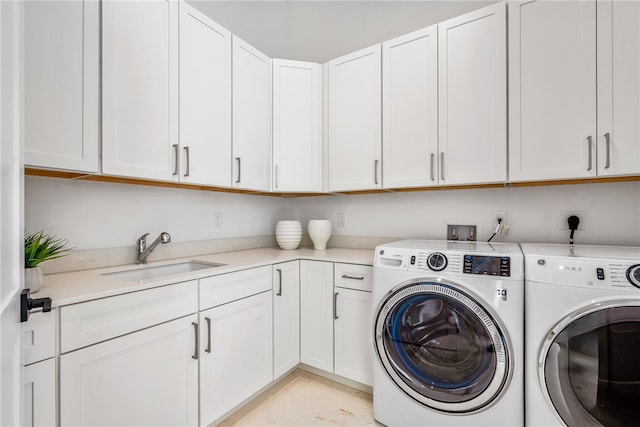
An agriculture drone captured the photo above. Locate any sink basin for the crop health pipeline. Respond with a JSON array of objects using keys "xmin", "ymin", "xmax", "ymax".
[{"xmin": 103, "ymin": 261, "xmax": 225, "ymax": 281}]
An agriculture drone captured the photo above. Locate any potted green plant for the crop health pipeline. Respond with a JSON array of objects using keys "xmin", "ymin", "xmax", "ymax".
[{"xmin": 24, "ymin": 230, "xmax": 69, "ymax": 292}]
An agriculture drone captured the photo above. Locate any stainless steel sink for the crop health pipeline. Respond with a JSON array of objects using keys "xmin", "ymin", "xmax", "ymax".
[{"xmin": 103, "ymin": 261, "xmax": 225, "ymax": 281}]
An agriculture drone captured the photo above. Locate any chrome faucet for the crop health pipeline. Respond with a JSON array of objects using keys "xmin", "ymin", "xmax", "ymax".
[{"xmin": 136, "ymin": 232, "xmax": 171, "ymax": 264}]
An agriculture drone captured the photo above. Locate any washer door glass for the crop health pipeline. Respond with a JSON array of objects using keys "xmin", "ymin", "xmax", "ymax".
[
  {"xmin": 374, "ymin": 282, "xmax": 510, "ymax": 413},
  {"xmin": 543, "ymin": 305, "xmax": 640, "ymax": 426}
]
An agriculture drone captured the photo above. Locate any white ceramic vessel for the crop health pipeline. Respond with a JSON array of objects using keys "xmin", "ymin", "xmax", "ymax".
[
  {"xmin": 308, "ymin": 220, "xmax": 332, "ymax": 250},
  {"xmin": 275, "ymin": 220, "xmax": 302, "ymax": 250}
]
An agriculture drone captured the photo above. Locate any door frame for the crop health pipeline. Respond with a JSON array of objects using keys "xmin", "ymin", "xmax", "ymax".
[{"xmin": 0, "ymin": 0, "xmax": 25, "ymax": 425}]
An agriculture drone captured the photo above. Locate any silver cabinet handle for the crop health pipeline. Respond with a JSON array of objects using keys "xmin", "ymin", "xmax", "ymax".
[
  {"xmin": 604, "ymin": 132, "xmax": 611, "ymax": 169},
  {"xmin": 333, "ymin": 292, "xmax": 339, "ymax": 320},
  {"xmin": 430, "ymin": 153, "xmax": 435, "ymax": 181},
  {"xmin": 173, "ymin": 144, "xmax": 179, "ymax": 176},
  {"xmin": 276, "ymin": 268, "xmax": 282, "ymax": 296},
  {"xmin": 205, "ymin": 317, "xmax": 211, "ymax": 354},
  {"xmin": 374, "ymin": 160, "xmax": 379, "ymax": 185},
  {"xmin": 587, "ymin": 136, "xmax": 593, "ymax": 171},
  {"xmin": 191, "ymin": 322, "xmax": 199, "ymax": 360},
  {"xmin": 440, "ymin": 152, "xmax": 445, "ymax": 181},
  {"xmin": 183, "ymin": 146, "xmax": 190, "ymax": 177},
  {"xmin": 342, "ymin": 274, "xmax": 364, "ymax": 280},
  {"xmin": 235, "ymin": 157, "xmax": 241, "ymax": 183},
  {"xmin": 275, "ymin": 165, "xmax": 279, "ymax": 189}
]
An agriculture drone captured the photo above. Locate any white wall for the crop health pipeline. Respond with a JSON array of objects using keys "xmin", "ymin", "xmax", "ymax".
[
  {"xmin": 24, "ymin": 176, "xmax": 294, "ymax": 250},
  {"xmin": 292, "ymin": 181, "xmax": 640, "ymax": 246},
  {"xmin": 25, "ymin": 177, "xmax": 640, "ymax": 250}
]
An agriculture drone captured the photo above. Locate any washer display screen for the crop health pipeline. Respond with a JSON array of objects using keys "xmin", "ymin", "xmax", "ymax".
[{"xmin": 463, "ymin": 256, "xmax": 510, "ymax": 277}]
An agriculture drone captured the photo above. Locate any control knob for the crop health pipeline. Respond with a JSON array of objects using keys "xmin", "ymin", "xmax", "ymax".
[
  {"xmin": 427, "ymin": 252, "xmax": 448, "ymax": 272},
  {"xmin": 627, "ymin": 264, "xmax": 640, "ymax": 288}
]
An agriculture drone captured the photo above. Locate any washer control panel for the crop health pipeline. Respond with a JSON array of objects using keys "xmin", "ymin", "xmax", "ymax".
[
  {"xmin": 463, "ymin": 255, "xmax": 511, "ymax": 277},
  {"xmin": 410, "ymin": 251, "xmax": 462, "ymax": 273}
]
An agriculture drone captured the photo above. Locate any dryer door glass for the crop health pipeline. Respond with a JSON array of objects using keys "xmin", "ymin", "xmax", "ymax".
[
  {"xmin": 543, "ymin": 305, "xmax": 640, "ymax": 426},
  {"xmin": 374, "ymin": 282, "xmax": 510, "ymax": 413}
]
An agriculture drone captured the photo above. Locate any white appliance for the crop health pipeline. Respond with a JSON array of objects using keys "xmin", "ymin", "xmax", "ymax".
[
  {"xmin": 372, "ymin": 240, "xmax": 524, "ymax": 426},
  {"xmin": 522, "ymin": 243, "xmax": 640, "ymax": 426}
]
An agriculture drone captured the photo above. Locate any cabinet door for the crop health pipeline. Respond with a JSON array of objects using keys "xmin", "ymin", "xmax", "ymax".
[
  {"xmin": 23, "ymin": 359, "xmax": 55, "ymax": 427},
  {"xmin": 60, "ymin": 315, "xmax": 198, "ymax": 426},
  {"xmin": 382, "ymin": 26, "xmax": 438, "ymax": 188},
  {"xmin": 23, "ymin": 0, "xmax": 99, "ymax": 173},
  {"xmin": 597, "ymin": 0, "xmax": 640, "ymax": 176},
  {"xmin": 199, "ymin": 291, "xmax": 273, "ymax": 426},
  {"xmin": 300, "ymin": 260, "xmax": 334, "ymax": 372},
  {"xmin": 334, "ymin": 288, "xmax": 373, "ymax": 386},
  {"xmin": 179, "ymin": 3, "xmax": 232, "ymax": 186},
  {"xmin": 509, "ymin": 0, "xmax": 597, "ymax": 181},
  {"xmin": 232, "ymin": 36, "xmax": 272, "ymax": 191},
  {"xmin": 328, "ymin": 45, "xmax": 382, "ymax": 192},
  {"xmin": 102, "ymin": 0, "xmax": 179, "ymax": 181},
  {"xmin": 273, "ymin": 261, "xmax": 300, "ymax": 379},
  {"xmin": 272, "ymin": 59, "xmax": 322, "ymax": 192},
  {"xmin": 438, "ymin": 2, "xmax": 507, "ymax": 186}
]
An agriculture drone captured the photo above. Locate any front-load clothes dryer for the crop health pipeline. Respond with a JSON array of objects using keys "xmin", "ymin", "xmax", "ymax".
[
  {"xmin": 372, "ymin": 240, "xmax": 524, "ymax": 426},
  {"xmin": 521, "ymin": 243, "xmax": 640, "ymax": 426}
]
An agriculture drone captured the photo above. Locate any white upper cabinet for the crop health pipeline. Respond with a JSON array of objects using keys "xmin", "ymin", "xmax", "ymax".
[
  {"xmin": 596, "ymin": 0, "xmax": 640, "ymax": 177},
  {"xmin": 179, "ymin": 2, "xmax": 232, "ymax": 186},
  {"xmin": 232, "ymin": 36, "xmax": 272, "ymax": 191},
  {"xmin": 438, "ymin": 2, "xmax": 507, "ymax": 186},
  {"xmin": 23, "ymin": 0, "xmax": 99, "ymax": 173},
  {"xmin": 102, "ymin": 0, "xmax": 179, "ymax": 181},
  {"xmin": 328, "ymin": 44, "xmax": 382, "ymax": 192},
  {"xmin": 382, "ymin": 26, "xmax": 438, "ymax": 189},
  {"xmin": 509, "ymin": 0, "xmax": 597, "ymax": 181},
  {"xmin": 272, "ymin": 59, "xmax": 322, "ymax": 192}
]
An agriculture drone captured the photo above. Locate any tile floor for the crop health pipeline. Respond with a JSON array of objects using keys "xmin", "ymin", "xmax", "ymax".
[{"xmin": 219, "ymin": 370, "xmax": 377, "ymax": 426}]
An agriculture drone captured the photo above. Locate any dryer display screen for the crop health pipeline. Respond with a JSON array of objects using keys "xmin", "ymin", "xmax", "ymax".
[{"xmin": 463, "ymin": 255, "xmax": 510, "ymax": 276}]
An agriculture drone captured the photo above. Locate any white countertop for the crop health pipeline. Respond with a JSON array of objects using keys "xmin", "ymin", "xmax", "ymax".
[{"xmin": 38, "ymin": 247, "xmax": 374, "ymax": 307}]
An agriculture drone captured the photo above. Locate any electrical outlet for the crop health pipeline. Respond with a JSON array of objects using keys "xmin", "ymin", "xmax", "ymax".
[
  {"xmin": 492, "ymin": 210, "xmax": 508, "ymax": 226},
  {"xmin": 214, "ymin": 212, "xmax": 223, "ymax": 229},
  {"xmin": 560, "ymin": 211, "xmax": 586, "ymax": 230},
  {"xmin": 337, "ymin": 212, "xmax": 346, "ymax": 228}
]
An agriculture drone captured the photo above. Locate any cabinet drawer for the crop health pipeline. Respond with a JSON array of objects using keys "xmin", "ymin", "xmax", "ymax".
[
  {"xmin": 334, "ymin": 263, "xmax": 373, "ymax": 292},
  {"xmin": 199, "ymin": 266, "xmax": 272, "ymax": 311},
  {"xmin": 23, "ymin": 310, "xmax": 56, "ymax": 365},
  {"xmin": 60, "ymin": 280, "xmax": 198, "ymax": 353}
]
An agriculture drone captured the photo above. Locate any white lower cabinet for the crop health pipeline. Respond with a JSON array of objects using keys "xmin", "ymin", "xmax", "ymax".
[
  {"xmin": 300, "ymin": 260, "xmax": 334, "ymax": 372},
  {"xmin": 23, "ymin": 358, "xmax": 56, "ymax": 427},
  {"xmin": 60, "ymin": 314, "xmax": 199, "ymax": 426},
  {"xmin": 199, "ymin": 291, "xmax": 273, "ymax": 426},
  {"xmin": 273, "ymin": 261, "xmax": 300, "ymax": 379},
  {"xmin": 334, "ymin": 288, "xmax": 373, "ymax": 386},
  {"xmin": 22, "ymin": 310, "xmax": 56, "ymax": 427},
  {"xmin": 300, "ymin": 261, "xmax": 373, "ymax": 386},
  {"xmin": 198, "ymin": 266, "xmax": 273, "ymax": 426},
  {"xmin": 333, "ymin": 264, "xmax": 373, "ymax": 386}
]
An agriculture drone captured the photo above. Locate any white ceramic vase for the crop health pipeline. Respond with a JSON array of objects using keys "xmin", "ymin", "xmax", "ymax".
[
  {"xmin": 308, "ymin": 220, "xmax": 332, "ymax": 250},
  {"xmin": 25, "ymin": 266, "xmax": 44, "ymax": 293},
  {"xmin": 275, "ymin": 220, "xmax": 302, "ymax": 250}
]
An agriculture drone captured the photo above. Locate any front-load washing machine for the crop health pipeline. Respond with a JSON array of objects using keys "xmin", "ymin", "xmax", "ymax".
[
  {"xmin": 522, "ymin": 243, "xmax": 640, "ymax": 426},
  {"xmin": 372, "ymin": 240, "xmax": 524, "ymax": 426}
]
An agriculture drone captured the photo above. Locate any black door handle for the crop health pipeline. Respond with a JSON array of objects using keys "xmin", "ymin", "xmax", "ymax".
[{"xmin": 20, "ymin": 288, "xmax": 52, "ymax": 322}]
